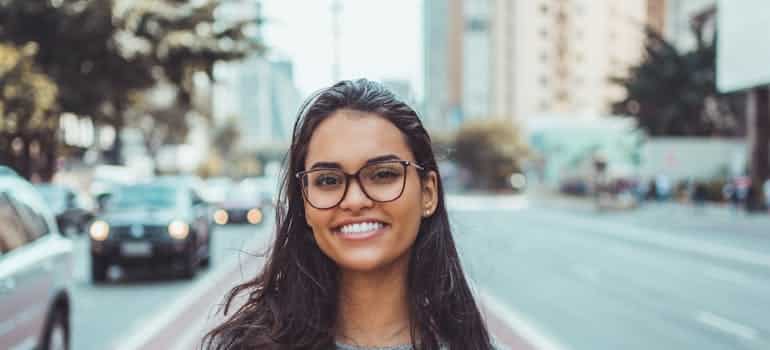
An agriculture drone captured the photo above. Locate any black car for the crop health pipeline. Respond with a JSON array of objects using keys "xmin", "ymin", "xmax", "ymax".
[
  {"xmin": 89, "ymin": 181, "xmax": 212, "ymax": 282},
  {"xmin": 34, "ymin": 184, "xmax": 94, "ymax": 236}
]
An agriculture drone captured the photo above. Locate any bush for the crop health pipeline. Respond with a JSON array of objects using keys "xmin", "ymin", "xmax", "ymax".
[{"xmin": 451, "ymin": 119, "xmax": 529, "ymax": 191}]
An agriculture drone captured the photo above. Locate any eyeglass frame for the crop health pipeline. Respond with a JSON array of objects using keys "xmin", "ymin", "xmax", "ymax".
[{"xmin": 295, "ymin": 160, "xmax": 425, "ymax": 209}]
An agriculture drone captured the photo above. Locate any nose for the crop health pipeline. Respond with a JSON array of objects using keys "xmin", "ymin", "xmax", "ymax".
[{"xmin": 338, "ymin": 177, "xmax": 373, "ymax": 212}]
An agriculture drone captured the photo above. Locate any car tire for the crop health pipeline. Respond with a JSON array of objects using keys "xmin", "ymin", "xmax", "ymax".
[
  {"xmin": 200, "ymin": 234, "xmax": 212, "ymax": 268},
  {"xmin": 180, "ymin": 250, "xmax": 197, "ymax": 279},
  {"xmin": 91, "ymin": 256, "xmax": 107, "ymax": 283},
  {"xmin": 41, "ymin": 306, "xmax": 69, "ymax": 350}
]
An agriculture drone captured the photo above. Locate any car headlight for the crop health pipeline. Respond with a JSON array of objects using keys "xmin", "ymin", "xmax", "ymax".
[
  {"xmin": 214, "ymin": 209, "xmax": 228, "ymax": 225},
  {"xmin": 247, "ymin": 208, "xmax": 263, "ymax": 224},
  {"xmin": 89, "ymin": 220, "xmax": 110, "ymax": 241},
  {"xmin": 168, "ymin": 220, "xmax": 190, "ymax": 240}
]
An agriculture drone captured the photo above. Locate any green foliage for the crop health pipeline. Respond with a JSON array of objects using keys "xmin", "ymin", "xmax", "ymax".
[
  {"xmin": 451, "ymin": 119, "xmax": 529, "ymax": 191},
  {"xmin": 612, "ymin": 26, "xmax": 744, "ymax": 136},
  {"xmin": 0, "ymin": 42, "xmax": 58, "ymax": 132},
  {"xmin": 0, "ymin": 0, "xmax": 262, "ymax": 129}
]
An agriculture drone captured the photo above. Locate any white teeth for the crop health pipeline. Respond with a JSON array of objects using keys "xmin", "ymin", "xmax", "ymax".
[{"xmin": 339, "ymin": 221, "xmax": 384, "ymax": 235}]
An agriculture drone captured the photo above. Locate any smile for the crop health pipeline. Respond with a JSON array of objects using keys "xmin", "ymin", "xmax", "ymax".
[{"xmin": 334, "ymin": 221, "xmax": 388, "ymax": 239}]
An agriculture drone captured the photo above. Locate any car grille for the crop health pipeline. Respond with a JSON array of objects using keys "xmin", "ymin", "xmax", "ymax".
[
  {"xmin": 226, "ymin": 209, "xmax": 249, "ymax": 221},
  {"xmin": 111, "ymin": 225, "xmax": 168, "ymax": 240}
]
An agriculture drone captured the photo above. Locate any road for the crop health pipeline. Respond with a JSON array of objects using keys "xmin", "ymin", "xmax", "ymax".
[
  {"xmin": 69, "ymin": 216, "xmax": 274, "ymax": 350},
  {"xmin": 451, "ymin": 195, "xmax": 770, "ymax": 350},
  {"xmin": 65, "ymin": 195, "xmax": 770, "ymax": 349}
]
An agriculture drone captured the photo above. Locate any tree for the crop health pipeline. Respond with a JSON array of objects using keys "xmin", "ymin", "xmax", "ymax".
[
  {"xmin": 612, "ymin": 25, "xmax": 745, "ymax": 137},
  {"xmin": 0, "ymin": 0, "xmax": 263, "ymax": 170},
  {"xmin": 0, "ymin": 42, "xmax": 59, "ymax": 180},
  {"xmin": 451, "ymin": 119, "xmax": 529, "ymax": 191},
  {"xmin": 117, "ymin": 0, "xmax": 264, "ymax": 147}
]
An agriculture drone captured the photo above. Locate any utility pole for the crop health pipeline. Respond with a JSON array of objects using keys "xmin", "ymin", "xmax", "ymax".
[
  {"xmin": 331, "ymin": 0, "xmax": 342, "ymax": 82},
  {"xmin": 746, "ymin": 86, "xmax": 769, "ymax": 212}
]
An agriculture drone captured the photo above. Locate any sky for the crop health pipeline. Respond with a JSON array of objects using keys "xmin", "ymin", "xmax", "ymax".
[{"xmin": 260, "ymin": 0, "xmax": 424, "ymax": 99}]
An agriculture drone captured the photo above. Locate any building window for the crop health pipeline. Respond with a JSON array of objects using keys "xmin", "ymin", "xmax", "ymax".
[
  {"xmin": 466, "ymin": 18, "xmax": 488, "ymax": 32},
  {"xmin": 540, "ymin": 28, "xmax": 549, "ymax": 38},
  {"xmin": 540, "ymin": 76, "xmax": 549, "ymax": 87},
  {"xmin": 540, "ymin": 52, "xmax": 549, "ymax": 62},
  {"xmin": 539, "ymin": 101, "xmax": 550, "ymax": 111},
  {"xmin": 540, "ymin": 4, "xmax": 549, "ymax": 14}
]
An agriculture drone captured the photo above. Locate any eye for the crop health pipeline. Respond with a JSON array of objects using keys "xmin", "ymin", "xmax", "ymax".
[
  {"xmin": 366, "ymin": 165, "xmax": 403, "ymax": 183},
  {"xmin": 313, "ymin": 172, "xmax": 344, "ymax": 188}
]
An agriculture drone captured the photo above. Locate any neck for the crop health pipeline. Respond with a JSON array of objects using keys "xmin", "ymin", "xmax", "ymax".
[{"xmin": 336, "ymin": 259, "xmax": 412, "ymax": 347}]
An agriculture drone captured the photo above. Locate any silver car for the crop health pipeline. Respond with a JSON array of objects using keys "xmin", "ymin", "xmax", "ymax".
[{"xmin": 0, "ymin": 170, "xmax": 73, "ymax": 350}]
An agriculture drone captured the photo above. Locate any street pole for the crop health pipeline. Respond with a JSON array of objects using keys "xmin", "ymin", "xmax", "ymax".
[{"xmin": 746, "ymin": 85, "xmax": 769, "ymax": 212}]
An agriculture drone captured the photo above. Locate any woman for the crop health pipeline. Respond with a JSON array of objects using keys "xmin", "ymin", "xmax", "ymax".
[{"xmin": 204, "ymin": 79, "xmax": 496, "ymax": 349}]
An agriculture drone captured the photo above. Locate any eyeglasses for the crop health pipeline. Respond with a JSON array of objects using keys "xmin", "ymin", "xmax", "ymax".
[{"xmin": 296, "ymin": 160, "xmax": 425, "ymax": 209}]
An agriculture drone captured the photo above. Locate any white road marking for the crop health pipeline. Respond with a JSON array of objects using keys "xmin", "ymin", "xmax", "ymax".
[
  {"xmin": 171, "ymin": 312, "xmax": 209, "ymax": 350},
  {"xmin": 478, "ymin": 288, "xmax": 570, "ymax": 350},
  {"xmin": 695, "ymin": 311, "xmax": 758, "ymax": 341},
  {"xmin": 112, "ymin": 234, "xmax": 268, "ymax": 350},
  {"xmin": 703, "ymin": 266, "xmax": 756, "ymax": 287}
]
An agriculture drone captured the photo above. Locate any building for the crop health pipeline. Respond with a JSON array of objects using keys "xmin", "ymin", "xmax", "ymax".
[
  {"xmin": 422, "ymin": 0, "xmax": 463, "ymax": 132},
  {"xmin": 212, "ymin": 0, "xmax": 301, "ymax": 151},
  {"xmin": 423, "ymin": 0, "xmax": 648, "ymax": 132},
  {"xmin": 647, "ymin": 0, "xmax": 667, "ymax": 34},
  {"xmin": 214, "ymin": 56, "xmax": 301, "ymax": 151}
]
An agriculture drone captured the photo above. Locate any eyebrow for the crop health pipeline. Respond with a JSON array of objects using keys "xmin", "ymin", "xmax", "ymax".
[{"xmin": 309, "ymin": 154, "xmax": 401, "ymax": 170}]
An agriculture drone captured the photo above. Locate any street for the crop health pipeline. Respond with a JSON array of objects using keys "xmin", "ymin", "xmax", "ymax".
[
  {"xmin": 62, "ymin": 195, "xmax": 770, "ymax": 350},
  {"xmin": 69, "ymin": 217, "xmax": 274, "ymax": 350},
  {"xmin": 453, "ymin": 195, "xmax": 770, "ymax": 350}
]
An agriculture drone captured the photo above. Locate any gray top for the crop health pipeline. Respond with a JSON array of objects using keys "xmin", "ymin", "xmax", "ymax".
[
  {"xmin": 335, "ymin": 343, "xmax": 415, "ymax": 350},
  {"xmin": 335, "ymin": 341, "xmax": 500, "ymax": 350}
]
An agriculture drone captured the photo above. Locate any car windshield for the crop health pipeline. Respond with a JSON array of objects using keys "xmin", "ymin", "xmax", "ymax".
[{"xmin": 107, "ymin": 185, "xmax": 179, "ymax": 210}]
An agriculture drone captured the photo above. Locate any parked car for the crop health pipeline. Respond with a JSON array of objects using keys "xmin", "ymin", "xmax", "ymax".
[
  {"xmin": 89, "ymin": 181, "xmax": 212, "ymax": 282},
  {"xmin": 34, "ymin": 184, "xmax": 94, "ymax": 236},
  {"xmin": 0, "ymin": 171, "xmax": 73, "ymax": 350}
]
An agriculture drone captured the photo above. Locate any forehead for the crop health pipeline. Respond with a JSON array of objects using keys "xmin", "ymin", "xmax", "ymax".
[{"xmin": 305, "ymin": 109, "xmax": 414, "ymax": 169}]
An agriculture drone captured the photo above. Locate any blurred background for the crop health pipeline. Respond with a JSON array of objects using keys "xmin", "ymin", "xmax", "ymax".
[{"xmin": 1, "ymin": 0, "xmax": 770, "ymax": 349}]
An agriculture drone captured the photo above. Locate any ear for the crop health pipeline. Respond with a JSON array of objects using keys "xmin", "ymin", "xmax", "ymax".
[{"xmin": 421, "ymin": 171, "xmax": 439, "ymax": 218}]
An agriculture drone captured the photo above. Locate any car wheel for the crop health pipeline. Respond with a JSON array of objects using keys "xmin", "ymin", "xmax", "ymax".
[
  {"xmin": 200, "ymin": 234, "xmax": 212, "ymax": 268},
  {"xmin": 91, "ymin": 255, "xmax": 107, "ymax": 283},
  {"xmin": 41, "ymin": 306, "xmax": 69, "ymax": 350},
  {"xmin": 180, "ymin": 250, "xmax": 197, "ymax": 279}
]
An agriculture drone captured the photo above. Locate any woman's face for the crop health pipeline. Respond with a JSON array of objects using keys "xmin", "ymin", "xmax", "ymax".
[{"xmin": 302, "ymin": 109, "xmax": 437, "ymax": 273}]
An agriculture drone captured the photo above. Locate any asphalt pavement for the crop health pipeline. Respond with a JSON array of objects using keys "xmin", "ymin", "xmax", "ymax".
[{"xmin": 450, "ymin": 193, "xmax": 770, "ymax": 350}]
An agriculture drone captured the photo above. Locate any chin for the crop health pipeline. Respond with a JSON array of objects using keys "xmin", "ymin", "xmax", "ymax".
[{"xmin": 334, "ymin": 250, "xmax": 410, "ymax": 273}]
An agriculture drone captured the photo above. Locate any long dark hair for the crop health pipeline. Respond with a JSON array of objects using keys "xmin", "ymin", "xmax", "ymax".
[{"xmin": 203, "ymin": 79, "xmax": 493, "ymax": 349}]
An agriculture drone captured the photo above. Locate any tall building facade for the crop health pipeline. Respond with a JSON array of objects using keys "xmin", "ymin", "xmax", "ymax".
[
  {"xmin": 423, "ymin": 0, "xmax": 648, "ymax": 132},
  {"xmin": 212, "ymin": 0, "xmax": 301, "ymax": 151},
  {"xmin": 422, "ymin": 0, "xmax": 463, "ymax": 131}
]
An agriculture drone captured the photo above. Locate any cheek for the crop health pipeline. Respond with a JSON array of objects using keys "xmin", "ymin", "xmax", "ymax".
[{"xmin": 303, "ymin": 203, "xmax": 327, "ymax": 235}]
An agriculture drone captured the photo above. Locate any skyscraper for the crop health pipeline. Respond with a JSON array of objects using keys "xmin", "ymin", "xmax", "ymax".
[{"xmin": 423, "ymin": 0, "xmax": 649, "ymax": 132}]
